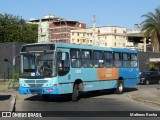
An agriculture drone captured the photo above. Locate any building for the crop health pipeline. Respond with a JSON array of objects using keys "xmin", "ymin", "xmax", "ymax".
[
  {"xmin": 71, "ymin": 26, "xmax": 127, "ymax": 48},
  {"xmin": 28, "ymin": 15, "xmax": 86, "ymax": 43},
  {"xmin": 28, "ymin": 16, "xmax": 51, "ymax": 42},
  {"xmin": 70, "ymin": 28, "xmax": 95, "ymax": 46},
  {"xmin": 127, "ymin": 30, "xmax": 152, "ymax": 52}
]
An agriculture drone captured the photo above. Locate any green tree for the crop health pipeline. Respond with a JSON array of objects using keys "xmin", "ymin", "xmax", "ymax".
[
  {"xmin": 0, "ymin": 13, "xmax": 38, "ymax": 43},
  {"xmin": 141, "ymin": 7, "xmax": 160, "ymax": 53}
]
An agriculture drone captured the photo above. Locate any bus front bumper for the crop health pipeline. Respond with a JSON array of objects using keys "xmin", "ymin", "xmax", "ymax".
[{"xmin": 19, "ymin": 86, "xmax": 58, "ymax": 94}]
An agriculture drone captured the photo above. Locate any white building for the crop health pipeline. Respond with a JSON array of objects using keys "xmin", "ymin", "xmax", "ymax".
[
  {"xmin": 28, "ymin": 15, "xmax": 52, "ymax": 42},
  {"xmin": 70, "ymin": 26, "xmax": 127, "ymax": 48}
]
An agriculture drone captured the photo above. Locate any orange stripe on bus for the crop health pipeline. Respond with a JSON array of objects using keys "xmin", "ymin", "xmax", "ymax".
[{"xmin": 97, "ymin": 68, "xmax": 119, "ymax": 80}]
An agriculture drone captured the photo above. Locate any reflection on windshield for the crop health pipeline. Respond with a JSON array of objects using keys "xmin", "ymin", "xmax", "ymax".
[{"xmin": 22, "ymin": 52, "xmax": 55, "ymax": 77}]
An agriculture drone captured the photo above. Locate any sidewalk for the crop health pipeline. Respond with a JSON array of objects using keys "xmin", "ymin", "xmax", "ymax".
[
  {"xmin": 127, "ymin": 87, "xmax": 160, "ymax": 107},
  {"xmin": 0, "ymin": 81, "xmax": 17, "ymax": 111}
]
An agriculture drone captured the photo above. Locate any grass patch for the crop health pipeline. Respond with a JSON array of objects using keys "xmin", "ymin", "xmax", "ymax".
[
  {"xmin": 0, "ymin": 81, "xmax": 11, "ymax": 85},
  {"xmin": 8, "ymin": 80, "xmax": 19, "ymax": 90}
]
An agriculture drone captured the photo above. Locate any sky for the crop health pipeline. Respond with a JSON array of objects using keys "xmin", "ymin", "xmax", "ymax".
[{"xmin": 0, "ymin": 0, "xmax": 160, "ymax": 29}]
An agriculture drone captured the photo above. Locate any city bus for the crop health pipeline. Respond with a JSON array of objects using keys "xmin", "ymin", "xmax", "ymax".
[{"xmin": 19, "ymin": 42, "xmax": 139, "ymax": 102}]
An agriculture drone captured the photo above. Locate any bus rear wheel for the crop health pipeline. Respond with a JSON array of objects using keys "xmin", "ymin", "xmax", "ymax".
[
  {"xmin": 72, "ymin": 84, "xmax": 79, "ymax": 102},
  {"xmin": 115, "ymin": 80, "xmax": 124, "ymax": 94}
]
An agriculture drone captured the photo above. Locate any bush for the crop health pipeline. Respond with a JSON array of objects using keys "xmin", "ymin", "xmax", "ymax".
[{"xmin": 14, "ymin": 73, "xmax": 19, "ymax": 81}]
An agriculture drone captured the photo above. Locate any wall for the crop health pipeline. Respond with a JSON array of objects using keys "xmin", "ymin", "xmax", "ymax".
[
  {"xmin": 138, "ymin": 52, "xmax": 160, "ymax": 72},
  {"xmin": 0, "ymin": 43, "xmax": 24, "ymax": 79}
]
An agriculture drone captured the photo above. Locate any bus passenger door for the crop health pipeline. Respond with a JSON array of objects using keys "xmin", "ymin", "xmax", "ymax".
[{"xmin": 57, "ymin": 51, "xmax": 70, "ymax": 82}]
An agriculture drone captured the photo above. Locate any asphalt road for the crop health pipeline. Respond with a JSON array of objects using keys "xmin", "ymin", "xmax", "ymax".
[{"xmin": 14, "ymin": 84, "xmax": 160, "ymax": 120}]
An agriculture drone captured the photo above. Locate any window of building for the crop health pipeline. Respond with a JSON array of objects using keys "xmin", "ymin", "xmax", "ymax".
[
  {"xmin": 114, "ymin": 28, "xmax": 117, "ymax": 33},
  {"xmin": 123, "ymin": 30, "xmax": 126, "ymax": 34},
  {"xmin": 123, "ymin": 43, "xmax": 125, "ymax": 47},
  {"xmin": 115, "ymin": 36, "xmax": 116, "ymax": 39},
  {"xmin": 61, "ymin": 28, "xmax": 66, "ymax": 31}
]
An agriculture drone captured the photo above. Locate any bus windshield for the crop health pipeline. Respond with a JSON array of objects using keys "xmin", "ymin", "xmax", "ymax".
[{"xmin": 21, "ymin": 52, "xmax": 56, "ymax": 77}]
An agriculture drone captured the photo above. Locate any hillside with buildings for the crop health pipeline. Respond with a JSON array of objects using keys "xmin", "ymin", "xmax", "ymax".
[{"xmin": 28, "ymin": 15, "xmax": 151, "ymax": 52}]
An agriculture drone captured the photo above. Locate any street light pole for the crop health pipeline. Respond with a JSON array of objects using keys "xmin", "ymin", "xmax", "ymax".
[{"xmin": 93, "ymin": 15, "xmax": 96, "ymax": 46}]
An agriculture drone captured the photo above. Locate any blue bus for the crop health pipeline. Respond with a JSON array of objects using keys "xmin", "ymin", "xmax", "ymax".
[{"xmin": 19, "ymin": 42, "xmax": 139, "ymax": 101}]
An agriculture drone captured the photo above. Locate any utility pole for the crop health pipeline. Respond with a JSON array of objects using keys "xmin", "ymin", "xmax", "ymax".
[{"xmin": 93, "ymin": 15, "xmax": 96, "ymax": 46}]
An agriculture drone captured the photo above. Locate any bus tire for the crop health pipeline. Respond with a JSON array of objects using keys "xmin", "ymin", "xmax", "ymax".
[
  {"xmin": 42, "ymin": 94, "xmax": 50, "ymax": 101},
  {"xmin": 115, "ymin": 80, "xmax": 124, "ymax": 94},
  {"xmin": 72, "ymin": 84, "xmax": 79, "ymax": 102}
]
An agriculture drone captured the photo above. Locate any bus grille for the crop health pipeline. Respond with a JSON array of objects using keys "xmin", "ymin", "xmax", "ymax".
[
  {"xmin": 24, "ymin": 80, "xmax": 48, "ymax": 84},
  {"xmin": 25, "ymin": 80, "xmax": 35, "ymax": 83},
  {"xmin": 28, "ymin": 84, "xmax": 43, "ymax": 88}
]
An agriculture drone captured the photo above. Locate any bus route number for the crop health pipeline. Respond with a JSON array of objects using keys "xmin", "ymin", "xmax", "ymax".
[{"xmin": 75, "ymin": 70, "xmax": 82, "ymax": 74}]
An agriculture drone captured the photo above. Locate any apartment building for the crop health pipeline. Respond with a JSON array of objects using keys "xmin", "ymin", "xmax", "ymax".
[
  {"xmin": 28, "ymin": 15, "xmax": 86, "ymax": 43},
  {"xmin": 70, "ymin": 26, "xmax": 127, "ymax": 48}
]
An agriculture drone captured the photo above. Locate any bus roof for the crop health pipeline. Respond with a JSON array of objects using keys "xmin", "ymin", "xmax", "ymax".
[{"xmin": 21, "ymin": 42, "xmax": 137, "ymax": 53}]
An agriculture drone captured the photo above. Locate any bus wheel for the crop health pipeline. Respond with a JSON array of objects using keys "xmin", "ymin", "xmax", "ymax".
[
  {"xmin": 42, "ymin": 94, "xmax": 50, "ymax": 101},
  {"xmin": 116, "ymin": 80, "xmax": 124, "ymax": 94},
  {"xmin": 72, "ymin": 84, "xmax": 79, "ymax": 102}
]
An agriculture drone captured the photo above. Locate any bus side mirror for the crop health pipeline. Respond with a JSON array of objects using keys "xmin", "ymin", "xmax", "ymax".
[{"xmin": 62, "ymin": 53, "xmax": 66, "ymax": 61}]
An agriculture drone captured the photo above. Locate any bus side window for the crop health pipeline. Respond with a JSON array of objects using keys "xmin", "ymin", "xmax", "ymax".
[
  {"xmin": 57, "ymin": 52, "xmax": 70, "ymax": 76},
  {"xmin": 70, "ymin": 49, "xmax": 81, "ymax": 68},
  {"xmin": 131, "ymin": 54, "xmax": 138, "ymax": 67},
  {"xmin": 122, "ymin": 53, "xmax": 130, "ymax": 68},
  {"xmin": 104, "ymin": 52, "xmax": 113, "ymax": 68},
  {"xmin": 93, "ymin": 51, "xmax": 103, "ymax": 68},
  {"xmin": 81, "ymin": 50, "xmax": 93, "ymax": 68},
  {"xmin": 114, "ymin": 53, "xmax": 122, "ymax": 67}
]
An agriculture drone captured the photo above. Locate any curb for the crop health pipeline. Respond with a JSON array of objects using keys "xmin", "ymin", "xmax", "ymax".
[
  {"xmin": 9, "ymin": 95, "xmax": 16, "ymax": 112},
  {"xmin": 0, "ymin": 88, "xmax": 17, "ymax": 112},
  {"xmin": 127, "ymin": 93, "xmax": 160, "ymax": 106}
]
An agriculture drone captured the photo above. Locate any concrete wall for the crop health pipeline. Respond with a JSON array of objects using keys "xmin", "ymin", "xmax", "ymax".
[
  {"xmin": 138, "ymin": 52, "xmax": 160, "ymax": 72},
  {"xmin": 0, "ymin": 43, "xmax": 24, "ymax": 79}
]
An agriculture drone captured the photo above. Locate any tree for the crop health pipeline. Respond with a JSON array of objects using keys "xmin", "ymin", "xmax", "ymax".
[
  {"xmin": 0, "ymin": 13, "xmax": 38, "ymax": 43},
  {"xmin": 141, "ymin": 7, "xmax": 160, "ymax": 53}
]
